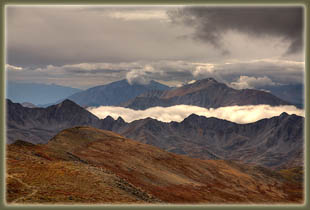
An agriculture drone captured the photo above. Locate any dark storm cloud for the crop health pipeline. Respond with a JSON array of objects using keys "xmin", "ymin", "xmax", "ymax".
[
  {"xmin": 167, "ymin": 6, "xmax": 304, "ymax": 55},
  {"xmin": 7, "ymin": 6, "xmax": 206, "ymax": 68},
  {"xmin": 6, "ymin": 46, "xmax": 127, "ymax": 68}
]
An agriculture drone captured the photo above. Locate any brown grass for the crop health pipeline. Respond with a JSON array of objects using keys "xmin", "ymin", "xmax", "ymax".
[{"xmin": 6, "ymin": 126, "xmax": 304, "ymax": 205}]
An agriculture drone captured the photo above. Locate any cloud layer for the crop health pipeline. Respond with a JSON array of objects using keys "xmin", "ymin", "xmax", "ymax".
[
  {"xmin": 230, "ymin": 76, "xmax": 276, "ymax": 89},
  {"xmin": 6, "ymin": 58, "xmax": 304, "ymax": 88},
  {"xmin": 87, "ymin": 105, "xmax": 304, "ymax": 124}
]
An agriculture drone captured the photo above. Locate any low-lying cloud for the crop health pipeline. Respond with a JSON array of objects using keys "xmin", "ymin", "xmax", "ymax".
[
  {"xmin": 230, "ymin": 76, "xmax": 277, "ymax": 89},
  {"xmin": 126, "ymin": 65, "xmax": 154, "ymax": 85},
  {"xmin": 87, "ymin": 104, "xmax": 304, "ymax": 124},
  {"xmin": 6, "ymin": 58, "xmax": 304, "ymax": 88},
  {"xmin": 6, "ymin": 64, "xmax": 23, "ymax": 71}
]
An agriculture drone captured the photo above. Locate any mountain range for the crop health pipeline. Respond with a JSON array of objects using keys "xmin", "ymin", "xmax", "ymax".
[
  {"xmin": 122, "ymin": 78, "xmax": 291, "ymax": 110},
  {"xmin": 110, "ymin": 113, "xmax": 303, "ymax": 169},
  {"xmin": 5, "ymin": 77, "xmax": 304, "ymax": 204},
  {"xmin": 7, "ymin": 78, "xmax": 302, "ymax": 110},
  {"xmin": 6, "ymin": 99, "xmax": 303, "ymax": 169},
  {"xmin": 7, "ymin": 127, "xmax": 303, "ymax": 204},
  {"xmin": 66, "ymin": 79, "xmax": 170, "ymax": 107}
]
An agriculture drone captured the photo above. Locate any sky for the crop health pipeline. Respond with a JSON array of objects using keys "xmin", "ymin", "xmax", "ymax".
[{"xmin": 5, "ymin": 5, "xmax": 305, "ymax": 89}]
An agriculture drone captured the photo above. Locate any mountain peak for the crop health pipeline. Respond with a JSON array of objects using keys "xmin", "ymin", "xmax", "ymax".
[
  {"xmin": 103, "ymin": 115, "xmax": 115, "ymax": 121},
  {"xmin": 158, "ymin": 78, "xmax": 224, "ymax": 100},
  {"xmin": 56, "ymin": 99, "xmax": 79, "ymax": 108},
  {"xmin": 193, "ymin": 78, "xmax": 219, "ymax": 85},
  {"xmin": 184, "ymin": 113, "xmax": 201, "ymax": 121},
  {"xmin": 280, "ymin": 112, "xmax": 289, "ymax": 117},
  {"xmin": 12, "ymin": 140, "xmax": 36, "ymax": 147},
  {"xmin": 6, "ymin": 99, "xmax": 24, "ymax": 108},
  {"xmin": 67, "ymin": 79, "xmax": 169, "ymax": 107},
  {"xmin": 116, "ymin": 116, "xmax": 125, "ymax": 124},
  {"xmin": 181, "ymin": 78, "xmax": 223, "ymax": 90},
  {"xmin": 48, "ymin": 126, "xmax": 125, "ymax": 147},
  {"xmin": 6, "ymin": 99, "xmax": 13, "ymax": 104},
  {"xmin": 61, "ymin": 99, "xmax": 76, "ymax": 104},
  {"xmin": 201, "ymin": 77, "xmax": 218, "ymax": 82}
]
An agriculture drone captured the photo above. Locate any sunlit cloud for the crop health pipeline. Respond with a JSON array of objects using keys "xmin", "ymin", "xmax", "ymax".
[
  {"xmin": 87, "ymin": 104, "xmax": 304, "ymax": 124},
  {"xmin": 6, "ymin": 57, "xmax": 304, "ymax": 88},
  {"xmin": 6, "ymin": 64, "xmax": 23, "ymax": 71},
  {"xmin": 230, "ymin": 76, "xmax": 277, "ymax": 89},
  {"xmin": 104, "ymin": 10, "xmax": 169, "ymax": 21}
]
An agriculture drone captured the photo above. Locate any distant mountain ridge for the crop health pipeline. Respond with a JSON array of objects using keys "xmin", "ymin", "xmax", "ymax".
[
  {"xmin": 7, "ymin": 79, "xmax": 301, "ymax": 110},
  {"xmin": 259, "ymin": 84, "xmax": 304, "ymax": 108},
  {"xmin": 122, "ymin": 78, "xmax": 292, "ymax": 110},
  {"xmin": 6, "ymin": 81, "xmax": 82, "ymax": 105},
  {"xmin": 66, "ymin": 79, "xmax": 170, "ymax": 107},
  {"xmin": 6, "ymin": 99, "xmax": 303, "ymax": 169}
]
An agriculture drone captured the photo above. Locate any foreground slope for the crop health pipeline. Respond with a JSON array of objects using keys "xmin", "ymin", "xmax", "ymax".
[
  {"xmin": 6, "ymin": 127, "xmax": 303, "ymax": 204},
  {"xmin": 123, "ymin": 78, "xmax": 291, "ymax": 110}
]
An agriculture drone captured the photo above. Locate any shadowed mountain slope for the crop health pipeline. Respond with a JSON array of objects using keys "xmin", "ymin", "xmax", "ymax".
[
  {"xmin": 111, "ymin": 113, "xmax": 303, "ymax": 169},
  {"xmin": 6, "ymin": 99, "xmax": 102, "ymax": 144},
  {"xmin": 6, "ymin": 99, "xmax": 303, "ymax": 169},
  {"xmin": 66, "ymin": 79, "xmax": 169, "ymax": 107}
]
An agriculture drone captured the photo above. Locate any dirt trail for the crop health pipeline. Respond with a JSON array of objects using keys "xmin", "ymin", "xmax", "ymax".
[{"xmin": 7, "ymin": 174, "xmax": 38, "ymax": 203}]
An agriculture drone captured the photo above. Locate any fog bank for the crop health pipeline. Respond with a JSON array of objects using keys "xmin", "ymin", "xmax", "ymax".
[{"xmin": 87, "ymin": 104, "xmax": 304, "ymax": 124}]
